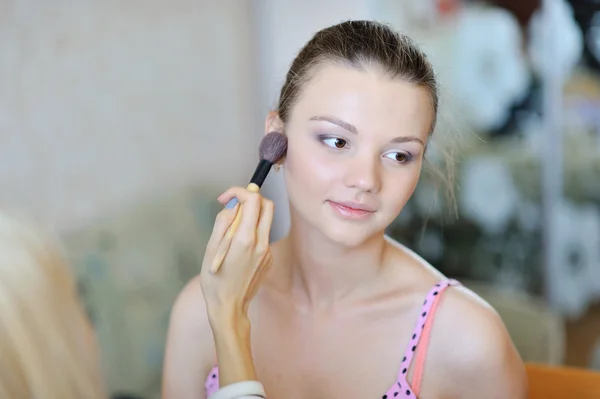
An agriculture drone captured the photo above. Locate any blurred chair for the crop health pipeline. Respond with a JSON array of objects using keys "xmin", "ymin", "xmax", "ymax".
[
  {"xmin": 526, "ymin": 362, "xmax": 600, "ymax": 399},
  {"xmin": 462, "ymin": 280, "xmax": 565, "ymax": 365}
]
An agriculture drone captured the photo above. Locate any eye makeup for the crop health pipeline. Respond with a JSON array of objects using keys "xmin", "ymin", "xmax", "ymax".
[
  {"xmin": 383, "ymin": 151, "xmax": 414, "ymax": 164},
  {"xmin": 315, "ymin": 133, "xmax": 417, "ymax": 165},
  {"xmin": 317, "ymin": 134, "xmax": 349, "ymax": 149}
]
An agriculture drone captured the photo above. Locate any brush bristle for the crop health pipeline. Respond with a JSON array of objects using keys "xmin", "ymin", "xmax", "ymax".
[{"xmin": 259, "ymin": 132, "xmax": 288, "ymax": 164}]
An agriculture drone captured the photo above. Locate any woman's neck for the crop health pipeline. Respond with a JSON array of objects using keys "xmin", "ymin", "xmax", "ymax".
[{"xmin": 278, "ymin": 215, "xmax": 389, "ymax": 310}]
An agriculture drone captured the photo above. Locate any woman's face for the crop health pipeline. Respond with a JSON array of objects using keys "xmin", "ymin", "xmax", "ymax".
[{"xmin": 274, "ymin": 63, "xmax": 433, "ymax": 247}]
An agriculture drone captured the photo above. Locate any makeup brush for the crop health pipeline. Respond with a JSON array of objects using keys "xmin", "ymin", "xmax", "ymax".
[{"xmin": 211, "ymin": 131, "xmax": 288, "ymax": 273}]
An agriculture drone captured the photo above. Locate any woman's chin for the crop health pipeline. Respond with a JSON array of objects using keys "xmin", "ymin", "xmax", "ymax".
[{"xmin": 320, "ymin": 224, "xmax": 375, "ymax": 249}]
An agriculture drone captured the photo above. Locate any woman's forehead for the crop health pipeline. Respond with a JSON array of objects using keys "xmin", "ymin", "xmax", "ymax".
[{"xmin": 290, "ymin": 64, "xmax": 434, "ymax": 138}]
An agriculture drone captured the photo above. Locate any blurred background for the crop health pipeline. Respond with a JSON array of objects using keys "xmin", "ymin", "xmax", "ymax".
[{"xmin": 1, "ymin": 0, "xmax": 599, "ymax": 397}]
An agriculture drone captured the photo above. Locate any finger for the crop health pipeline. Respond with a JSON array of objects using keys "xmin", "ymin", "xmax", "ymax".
[
  {"xmin": 210, "ymin": 206, "xmax": 241, "ymax": 274},
  {"xmin": 217, "ymin": 184, "xmax": 261, "ymax": 207},
  {"xmin": 226, "ymin": 202, "xmax": 244, "ymax": 239},
  {"xmin": 205, "ymin": 202, "xmax": 239, "ymax": 256},
  {"xmin": 202, "ymin": 204, "xmax": 239, "ymax": 276},
  {"xmin": 229, "ymin": 190, "xmax": 262, "ymax": 246},
  {"xmin": 212, "ymin": 193, "xmax": 263, "ymax": 274},
  {"xmin": 223, "ymin": 184, "xmax": 262, "ymax": 237},
  {"xmin": 256, "ymin": 198, "xmax": 274, "ymax": 252},
  {"xmin": 211, "ymin": 186, "xmax": 262, "ymax": 274},
  {"xmin": 210, "ymin": 236, "xmax": 232, "ymax": 274}
]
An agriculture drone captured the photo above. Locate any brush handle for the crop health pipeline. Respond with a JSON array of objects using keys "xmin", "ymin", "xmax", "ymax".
[{"xmin": 210, "ymin": 182, "xmax": 260, "ymax": 274}]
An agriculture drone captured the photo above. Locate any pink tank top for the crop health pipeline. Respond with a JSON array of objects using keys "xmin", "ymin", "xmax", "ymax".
[{"xmin": 204, "ymin": 279, "xmax": 460, "ymax": 398}]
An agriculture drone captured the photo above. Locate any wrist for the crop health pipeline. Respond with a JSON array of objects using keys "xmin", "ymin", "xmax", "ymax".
[
  {"xmin": 207, "ymin": 303, "xmax": 250, "ymax": 332},
  {"xmin": 209, "ymin": 311, "xmax": 257, "ymax": 385}
]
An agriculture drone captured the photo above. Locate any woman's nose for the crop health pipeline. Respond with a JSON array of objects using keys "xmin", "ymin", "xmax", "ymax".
[{"xmin": 342, "ymin": 154, "xmax": 382, "ymax": 193}]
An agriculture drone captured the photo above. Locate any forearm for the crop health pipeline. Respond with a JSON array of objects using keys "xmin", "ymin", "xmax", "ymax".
[{"xmin": 209, "ymin": 310, "xmax": 258, "ymax": 387}]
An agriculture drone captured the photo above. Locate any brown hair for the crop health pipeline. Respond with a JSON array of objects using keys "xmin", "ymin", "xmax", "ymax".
[
  {"xmin": 277, "ymin": 20, "xmax": 438, "ymax": 131},
  {"xmin": 276, "ymin": 20, "xmax": 456, "ymax": 214}
]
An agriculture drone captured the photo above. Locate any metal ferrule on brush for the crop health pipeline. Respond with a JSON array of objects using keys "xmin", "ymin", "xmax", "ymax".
[{"xmin": 224, "ymin": 160, "xmax": 273, "ymax": 209}]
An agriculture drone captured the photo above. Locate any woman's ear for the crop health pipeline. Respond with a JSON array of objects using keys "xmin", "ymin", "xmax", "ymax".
[{"xmin": 265, "ymin": 111, "xmax": 284, "ymax": 135}]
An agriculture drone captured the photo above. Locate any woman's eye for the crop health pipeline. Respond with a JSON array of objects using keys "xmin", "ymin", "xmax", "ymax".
[
  {"xmin": 322, "ymin": 137, "xmax": 348, "ymax": 149},
  {"xmin": 385, "ymin": 152, "xmax": 411, "ymax": 163}
]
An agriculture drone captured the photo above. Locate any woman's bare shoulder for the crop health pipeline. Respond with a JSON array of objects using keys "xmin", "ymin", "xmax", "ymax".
[
  {"xmin": 162, "ymin": 275, "xmax": 216, "ymax": 399},
  {"xmin": 429, "ymin": 285, "xmax": 528, "ymax": 398},
  {"xmin": 385, "ymin": 237, "xmax": 527, "ymax": 397},
  {"xmin": 166, "ymin": 275, "xmax": 214, "ymax": 343}
]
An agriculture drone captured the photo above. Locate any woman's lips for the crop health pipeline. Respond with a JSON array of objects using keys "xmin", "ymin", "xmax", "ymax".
[{"xmin": 327, "ymin": 200, "xmax": 376, "ymax": 220}]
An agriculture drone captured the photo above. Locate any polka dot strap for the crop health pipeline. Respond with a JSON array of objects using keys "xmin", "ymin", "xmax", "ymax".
[
  {"xmin": 205, "ymin": 365, "xmax": 219, "ymax": 395},
  {"xmin": 391, "ymin": 278, "xmax": 460, "ymax": 398}
]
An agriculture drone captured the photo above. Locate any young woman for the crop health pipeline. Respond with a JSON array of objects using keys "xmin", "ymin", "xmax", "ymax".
[
  {"xmin": 0, "ymin": 213, "xmax": 106, "ymax": 399},
  {"xmin": 163, "ymin": 20, "xmax": 528, "ymax": 399}
]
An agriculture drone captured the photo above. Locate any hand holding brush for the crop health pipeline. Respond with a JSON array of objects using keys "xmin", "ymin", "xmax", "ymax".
[
  {"xmin": 199, "ymin": 185, "xmax": 276, "ymax": 386},
  {"xmin": 209, "ymin": 132, "xmax": 287, "ymax": 274}
]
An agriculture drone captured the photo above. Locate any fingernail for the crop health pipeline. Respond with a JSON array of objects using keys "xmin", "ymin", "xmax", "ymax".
[{"xmin": 225, "ymin": 197, "xmax": 238, "ymax": 209}]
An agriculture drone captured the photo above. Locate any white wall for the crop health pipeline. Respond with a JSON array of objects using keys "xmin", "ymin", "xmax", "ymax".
[
  {"xmin": 0, "ymin": 0, "xmax": 413, "ymax": 238},
  {"xmin": 0, "ymin": 1, "xmax": 256, "ymax": 232}
]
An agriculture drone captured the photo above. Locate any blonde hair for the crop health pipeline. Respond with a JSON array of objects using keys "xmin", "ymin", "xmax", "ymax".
[{"xmin": 0, "ymin": 213, "xmax": 106, "ymax": 399}]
